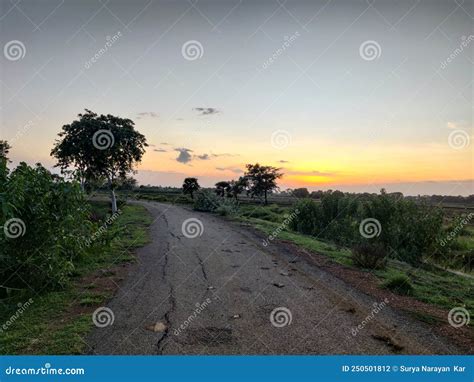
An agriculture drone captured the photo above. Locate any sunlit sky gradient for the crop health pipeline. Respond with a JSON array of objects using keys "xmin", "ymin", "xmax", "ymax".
[{"xmin": 1, "ymin": 0, "xmax": 473, "ymax": 195}]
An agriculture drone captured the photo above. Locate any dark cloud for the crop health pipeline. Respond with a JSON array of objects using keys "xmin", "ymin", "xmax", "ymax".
[
  {"xmin": 154, "ymin": 148, "xmax": 167, "ymax": 152},
  {"xmin": 196, "ymin": 154, "xmax": 210, "ymax": 160},
  {"xmin": 216, "ymin": 167, "xmax": 243, "ymax": 174},
  {"xmin": 278, "ymin": 160, "xmax": 289, "ymax": 163},
  {"xmin": 175, "ymin": 148, "xmax": 193, "ymax": 164},
  {"xmin": 137, "ymin": 112, "xmax": 159, "ymax": 119},
  {"xmin": 193, "ymin": 107, "xmax": 220, "ymax": 116}
]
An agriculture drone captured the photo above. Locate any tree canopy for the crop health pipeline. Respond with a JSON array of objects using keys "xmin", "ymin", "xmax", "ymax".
[
  {"xmin": 244, "ymin": 163, "xmax": 282, "ymax": 205},
  {"xmin": 51, "ymin": 110, "xmax": 147, "ymax": 212}
]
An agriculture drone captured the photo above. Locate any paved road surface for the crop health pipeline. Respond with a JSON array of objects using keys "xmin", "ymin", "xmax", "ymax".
[{"xmin": 87, "ymin": 201, "xmax": 460, "ymax": 354}]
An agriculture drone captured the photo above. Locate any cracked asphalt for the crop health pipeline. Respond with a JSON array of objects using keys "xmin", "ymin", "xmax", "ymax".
[{"xmin": 87, "ymin": 201, "xmax": 461, "ymax": 354}]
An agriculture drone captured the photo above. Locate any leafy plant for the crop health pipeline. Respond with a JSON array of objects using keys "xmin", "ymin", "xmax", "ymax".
[
  {"xmin": 351, "ymin": 242, "xmax": 387, "ymax": 269},
  {"xmin": 382, "ymin": 273, "xmax": 414, "ymax": 295},
  {"xmin": 193, "ymin": 190, "xmax": 219, "ymax": 212}
]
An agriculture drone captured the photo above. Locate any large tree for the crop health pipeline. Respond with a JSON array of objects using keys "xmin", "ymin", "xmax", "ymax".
[
  {"xmin": 244, "ymin": 163, "xmax": 282, "ymax": 205},
  {"xmin": 215, "ymin": 181, "xmax": 230, "ymax": 197},
  {"xmin": 229, "ymin": 176, "xmax": 247, "ymax": 201},
  {"xmin": 51, "ymin": 110, "xmax": 147, "ymax": 213},
  {"xmin": 182, "ymin": 177, "xmax": 200, "ymax": 199}
]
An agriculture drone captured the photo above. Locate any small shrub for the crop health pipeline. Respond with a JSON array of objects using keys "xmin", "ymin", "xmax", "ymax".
[
  {"xmin": 351, "ymin": 242, "xmax": 387, "ymax": 269},
  {"xmin": 216, "ymin": 198, "xmax": 239, "ymax": 216},
  {"xmin": 193, "ymin": 190, "xmax": 220, "ymax": 212},
  {"xmin": 382, "ymin": 273, "xmax": 414, "ymax": 295},
  {"xmin": 289, "ymin": 199, "xmax": 319, "ymax": 235}
]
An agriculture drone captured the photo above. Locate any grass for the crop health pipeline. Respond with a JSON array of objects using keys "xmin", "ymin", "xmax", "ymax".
[
  {"xmin": 0, "ymin": 201, "xmax": 152, "ymax": 355},
  {"xmin": 234, "ymin": 204, "xmax": 474, "ymax": 318}
]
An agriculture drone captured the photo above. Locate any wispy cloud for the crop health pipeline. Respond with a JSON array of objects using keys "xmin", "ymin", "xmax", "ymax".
[
  {"xmin": 154, "ymin": 148, "xmax": 167, "ymax": 152},
  {"xmin": 193, "ymin": 107, "xmax": 220, "ymax": 116},
  {"xmin": 278, "ymin": 160, "xmax": 289, "ymax": 163},
  {"xmin": 286, "ymin": 170, "xmax": 334, "ymax": 176},
  {"xmin": 196, "ymin": 153, "xmax": 210, "ymax": 160},
  {"xmin": 216, "ymin": 167, "xmax": 243, "ymax": 174},
  {"xmin": 137, "ymin": 112, "xmax": 159, "ymax": 119}
]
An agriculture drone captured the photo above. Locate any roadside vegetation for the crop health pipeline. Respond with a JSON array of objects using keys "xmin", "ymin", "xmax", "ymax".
[{"xmin": 0, "ymin": 110, "xmax": 151, "ymax": 354}]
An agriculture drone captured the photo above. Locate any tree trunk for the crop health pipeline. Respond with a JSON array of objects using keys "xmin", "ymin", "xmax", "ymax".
[
  {"xmin": 108, "ymin": 176, "xmax": 118, "ymax": 214},
  {"xmin": 264, "ymin": 190, "xmax": 268, "ymax": 205},
  {"xmin": 110, "ymin": 188, "xmax": 118, "ymax": 214}
]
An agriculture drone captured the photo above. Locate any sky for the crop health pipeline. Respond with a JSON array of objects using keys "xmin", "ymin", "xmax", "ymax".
[{"xmin": 0, "ymin": 0, "xmax": 473, "ymax": 195}]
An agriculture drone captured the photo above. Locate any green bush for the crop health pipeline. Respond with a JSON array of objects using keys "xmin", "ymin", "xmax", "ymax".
[
  {"xmin": 351, "ymin": 242, "xmax": 387, "ymax": 269},
  {"xmin": 0, "ymin": 162, "xmax": 95, "ymax": 292},
  {"xmin": 289, "ymin": 190, "xmax": 445, "ymax": 265},
  {"xmin": 193, "ymin": 190, "xmax": 220, "ymax": 212},
  {"xmin": 216, "ymin": 198, "xmax": 239, "ymax": 216},
  {"xmin": 382, "ymin": 273, "xmax": 414, "ymax": 295}
]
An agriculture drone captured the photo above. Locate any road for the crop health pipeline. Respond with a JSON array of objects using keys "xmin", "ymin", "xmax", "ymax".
[{"xmin": 87, "ymin": 201, "xmax": 461, "ymax": 354}]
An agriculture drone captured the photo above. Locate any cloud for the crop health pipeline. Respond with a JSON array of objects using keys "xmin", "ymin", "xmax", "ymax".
[
  {"xmin": 175, "ymin": 148, "xmax": 193, "ymax": 164},
  {"xmin": 160, "ymin": 142, "xmax": 170, "ymax": 145},
  {"xmin": 137, "ymin": 112, "xmax": 159, "ymax": 119},
  {"xmin": 196, "ymin": 153, "xmax": 210, "ymax": 160},
  {"xmin": 278, "ymin": 160, "xmax": 289, "ymax": 163},
  {"xmin": 211, "ymin": 153, "xmax": 239, "ymax": 158},
  {"xmin": 154, "ymin": 148, "xmax": 167, "ymax": 152},
  {"xmin": 216, "ymin": 167, "xmax": 244, "ymax": 174},
  {"xmin": 193, "ymin": 107, "xmax": 220, "ymax": 116},
  {"xmin": 286, "ymin": 170, "xmax": 334, "ymax": 176}
]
